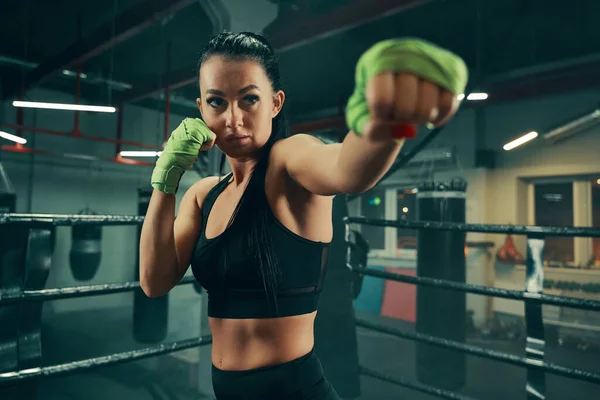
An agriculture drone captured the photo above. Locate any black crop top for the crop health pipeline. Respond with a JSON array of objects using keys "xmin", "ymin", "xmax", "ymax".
[{"xmin": 191, "ymin": 173, "xmax": 330, "ymax": 319}]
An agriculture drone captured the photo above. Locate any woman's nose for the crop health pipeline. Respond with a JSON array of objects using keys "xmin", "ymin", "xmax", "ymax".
[{"xmin": 226, "ymin": 105, "xmax": 243, "ymax": 128}]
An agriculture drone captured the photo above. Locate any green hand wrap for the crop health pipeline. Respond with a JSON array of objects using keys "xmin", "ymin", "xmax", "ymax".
[
  {"xmin": 151, "ymin": 118, "xmax": 214, "ymax": 195},
  {"xmin": 346, "ymin": 38, "xmax": 469, "ymax": 136}
]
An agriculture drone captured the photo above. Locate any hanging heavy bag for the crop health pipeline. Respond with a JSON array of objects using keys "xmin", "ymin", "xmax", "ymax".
[
  {"xmin": 69, "ymin": 208, "xmax": 102, "ymax": 281},
  {"xmin": 416, "ymin": 178, "xmax": 467, "ymax": 391}
]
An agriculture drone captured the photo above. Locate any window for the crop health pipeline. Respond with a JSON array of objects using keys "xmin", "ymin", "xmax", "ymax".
[
  {"xmin": 396, "ymin": 189, "xmax": 418, "ymax": 256},
  {"xmin": 534, "ymin": 183, "xmax": 574, "ymax": 263},
  {"xmin": 360, "ymin": 188, "xmax": 386, "ymax": 250},
  {"xmin": 593, "ymin": 178, "xmax": 600, "ymax": 267}
]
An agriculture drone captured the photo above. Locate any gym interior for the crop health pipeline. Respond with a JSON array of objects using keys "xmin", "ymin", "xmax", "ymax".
[{"xmin": 1, "ymin": 0, "xmax": 600, "ymax": 399}]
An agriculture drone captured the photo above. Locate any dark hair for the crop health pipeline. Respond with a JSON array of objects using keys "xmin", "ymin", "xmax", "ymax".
[{"xmin": 198, "ymin": 31, "xmax": 289, "ymax": 311}]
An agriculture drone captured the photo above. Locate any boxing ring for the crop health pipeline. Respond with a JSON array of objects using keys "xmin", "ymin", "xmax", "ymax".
[
  {"xmin": 1, "ymin": 206, "xmax": 600, "ymax": 399},
  {"xmin": 346, "ymin": 215, "xmax": 600, "ymax": 399}
]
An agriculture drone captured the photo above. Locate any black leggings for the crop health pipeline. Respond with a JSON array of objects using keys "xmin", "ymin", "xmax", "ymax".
[{"xmin": 211, "ymin": 348, "xmax": 340, "ymax": 400}]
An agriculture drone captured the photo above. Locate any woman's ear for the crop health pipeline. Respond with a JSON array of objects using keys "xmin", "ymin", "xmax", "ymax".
[
  {"xmin": 272, "ymin": 90, "xmax": 285, "ymax": 118},
  {"xmin": 196, "ymin": 98, "xmax": 203, "ymax": 117}
]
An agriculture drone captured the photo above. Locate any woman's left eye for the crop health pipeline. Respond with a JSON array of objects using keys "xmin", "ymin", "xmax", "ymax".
[{"xmin": 243, "ymin": 95, "xmax": 259, "ymax": 105}]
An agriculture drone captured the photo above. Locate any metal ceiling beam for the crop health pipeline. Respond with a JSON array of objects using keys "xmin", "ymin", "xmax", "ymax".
[
  {"xmin": 482, "ymin": 70, "xmax": 600, "ymax": 105},
  {"xmin": 118, "ymin": 66, "xmax": 198, "ymax": 105},
  {"xmin": 264, "ymin": 0, "xmax": 436, "ymax": 53},
  {"xmin": 116, "ymin": 0, "xmax": 434, "ymax": 105},
  {"xmin": 2, "ymin": 0, "xmax": 197, "ymax": 100}
]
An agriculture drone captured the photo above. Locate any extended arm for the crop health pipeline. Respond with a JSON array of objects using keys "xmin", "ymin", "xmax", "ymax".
[
  {"xmin": 278, "ymin": 132, "xmax": 403, "ymax": 196},
  {"xmin": 280, "ymin": 38, "xmax": 467, "ymax": 196}
]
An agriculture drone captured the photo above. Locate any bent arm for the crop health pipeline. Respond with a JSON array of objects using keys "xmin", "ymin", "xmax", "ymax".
[
  {"xmin": 280, "ymin": 132, "xmax": 404, "ymax": 196},
  {"xmin": 139, "ymin": 183, "xmax": 204, "ymax": 298}
]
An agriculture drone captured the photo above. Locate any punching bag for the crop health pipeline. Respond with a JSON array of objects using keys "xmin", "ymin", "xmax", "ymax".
[
  {"xmin": 69, "ymin": 208, "xmax": 102, "ymax": 280},
  {"xmin": 314, "ymin": 194, "xmax": 361, "ymax": 398},
  {"xmin": 0, "ymin": 192, "xmax": 16, "ymax": 213},
  {"xmin": 133, "ymin": 187, "xmax": 169, "ymax": 343},
  {"xmin": 0, "ymin": 162, "xmax": 16, "ymax": 213},
  {"xmin": 416, "ymin": 178, "xmax": 467, "ymax": 391}
]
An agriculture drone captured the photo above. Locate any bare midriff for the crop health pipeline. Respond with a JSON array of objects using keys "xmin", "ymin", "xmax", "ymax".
[{"xmin": 209, "ymin": 311, "xmax": 317, "ymax": 371}]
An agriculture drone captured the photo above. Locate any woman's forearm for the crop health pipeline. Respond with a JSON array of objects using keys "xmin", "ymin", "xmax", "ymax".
[
  {"xmin": 335, "ymin": 131, "xmax": 404, "ymax": 194},
  {"xmin": 139, "ymin": 190, "xmax": 180, "ymax": 297}
]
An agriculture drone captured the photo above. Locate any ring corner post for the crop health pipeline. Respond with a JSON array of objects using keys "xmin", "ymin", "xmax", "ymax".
[{"xmin": 524, "ymin": 234, "xmax": 546, "ymax": 400}]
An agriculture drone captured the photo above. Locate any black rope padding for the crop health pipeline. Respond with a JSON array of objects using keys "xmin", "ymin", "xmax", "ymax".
[
  {"xmin": 344, "ymin": 216, "xmax": 600, "ymax": 238},
  {"xmin": 356, "ymin": 267, "xmax": 600, "ymax": 312},
  {"xmin": 0, "ymin": 276, "xmax": 196, "ymax": 305},
  {"xmin": 356, "ymin": 318, "xmax": 600, "ymax": 385},
  {"xmin": 359, "ymin": 365, "xmax": 476, "ymax": 400},
  {"xmin": 0, "ymin": 213, "xmax": 144, "ymax": 226},
  {"xmin": 0, "ymin": 335, "xmax": 213, "ymax": 385}
]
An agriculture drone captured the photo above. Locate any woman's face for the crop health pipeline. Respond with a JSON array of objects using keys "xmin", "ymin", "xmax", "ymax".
[{"xmin": 197, "ymin": 56, "xmax": 284, "ymax": 158}]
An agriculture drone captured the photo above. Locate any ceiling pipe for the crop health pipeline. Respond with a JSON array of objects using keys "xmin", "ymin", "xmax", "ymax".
[
  {"xmin": 0, "ymin": 144, "xmax": 154, "ymax": 167},
  {"xmin": 1, "ymin": 123, "xmax": 161, "ymax": 150},
  {"xmin": 543, "ymin": 109, "xmax": 600, "ymax": 144},
  {"xmin": 0, "ymin": 55, "xmax": 131, "ymax": 91},
  {"xmin": 483, "ymin": 51, "xmax": 600, "ymax": 87}
]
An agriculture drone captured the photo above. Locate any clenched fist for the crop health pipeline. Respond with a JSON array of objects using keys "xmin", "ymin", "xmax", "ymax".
[{"xmin": 346, "ymin": 39, "xmax": 468, "ymax": 142}]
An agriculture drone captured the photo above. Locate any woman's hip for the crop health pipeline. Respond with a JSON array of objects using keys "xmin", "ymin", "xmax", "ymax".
[{"xmin": 211, "ymin": 348, "xmax": 339, "ymax": 400}]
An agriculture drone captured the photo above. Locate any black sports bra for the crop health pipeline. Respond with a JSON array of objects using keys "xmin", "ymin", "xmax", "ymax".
[{"xmin": 190, "ymin": 173, "xmax": 330, "ymax": 319}]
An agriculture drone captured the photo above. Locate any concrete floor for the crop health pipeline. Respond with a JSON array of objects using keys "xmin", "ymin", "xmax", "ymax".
[{"xmin": 10, "ymin": 309, "xmax": 600, "ymax": 400}]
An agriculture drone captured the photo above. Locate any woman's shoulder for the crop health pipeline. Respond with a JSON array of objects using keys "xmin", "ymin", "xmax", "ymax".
[
  {"xmin": 272, "ymin": 134, "xmax": 323, "ymax": 150},
  {"xmin": 269, "ymin": 134, "xmax": 324, "ymax": 165},
  {"xmin": 186, "ymin": 176, "xmax": 224, "ymax": 208}
]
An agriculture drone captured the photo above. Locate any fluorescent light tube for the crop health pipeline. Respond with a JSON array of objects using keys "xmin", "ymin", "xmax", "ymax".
[{"xmin": 13, "ymin": 101, "xmax": 116, "ymax": 113}]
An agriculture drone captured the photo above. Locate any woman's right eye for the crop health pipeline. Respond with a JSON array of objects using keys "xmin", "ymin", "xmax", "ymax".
[{"xmin": 207, "ymin": 97, "xmax": 224, "ymax": 108}]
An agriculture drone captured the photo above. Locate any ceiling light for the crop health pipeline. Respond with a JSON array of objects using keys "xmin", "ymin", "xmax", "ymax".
[
  {"xmin": 62, "ymin": 70, "xmax": 88, "ymax": 79},
  {"xmin": 120, "ymin": 151, "xmax": 162, "ymax": 157},
  {"xmin": 503, "ymin": 131, "xmax": 538, "ymax": 151},
  {"xmin": 0, "ymin": 130, "xmax": 27, "ymax": 144},
  {"xmin": 13, "ymin": 101, "xmax": 116, "ymax": 113},
  {"xmin": 457, "ymin": 93, "xmax": 488, "ymax": 101}
]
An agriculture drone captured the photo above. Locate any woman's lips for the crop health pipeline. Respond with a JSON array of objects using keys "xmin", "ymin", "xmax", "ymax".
[{"xmin": 225, "ymin": 134, "xmax": 250, "ymax": 142}]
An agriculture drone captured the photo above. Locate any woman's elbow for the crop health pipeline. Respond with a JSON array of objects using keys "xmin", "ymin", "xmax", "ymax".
[
  {"xmin": 141, "ymin": 282, "xmax": 164, "ymax": 298},
  {"xmin": 139, "ymin": 267, "xmax": 169, "ymax": 298},
  {"xmin": 140, "ymin": 278, "xmax": 159, "ymax": 298},
  {"xmin": 341, "ymin": 180, "xmax": 377, "ymax": 195}
]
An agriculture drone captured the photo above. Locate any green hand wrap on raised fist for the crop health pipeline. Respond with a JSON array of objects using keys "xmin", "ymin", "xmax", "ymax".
[
  {"xmin": 346, "ymin": 38, "xmax": 469, "ymax": 136},
  {"xmin": 151, "ymin": 118, "xmax": 214, "ymax": 195}
]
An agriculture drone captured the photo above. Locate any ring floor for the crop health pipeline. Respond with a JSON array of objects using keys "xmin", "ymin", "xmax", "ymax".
[{"xmin": 16, "ymin": 308, "xmax": 600, "ymax": 400}]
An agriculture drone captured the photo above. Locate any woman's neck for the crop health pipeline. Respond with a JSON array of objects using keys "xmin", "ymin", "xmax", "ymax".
[{"xmin": 227, "ymin": 156, "xmax": 258, "ymax": 186}]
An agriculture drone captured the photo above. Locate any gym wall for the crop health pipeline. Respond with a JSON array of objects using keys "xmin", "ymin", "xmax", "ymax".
[
  {"xmin": 482, "ymin": 88, "xmax": 600, "ymax": 253},
  {"xmin": 1, "ymin": 87, "xmax": 205, "ymax": 341},
  {"xmin": 405, "ymin": 86, "xmax": 600, "ymax": 255}
]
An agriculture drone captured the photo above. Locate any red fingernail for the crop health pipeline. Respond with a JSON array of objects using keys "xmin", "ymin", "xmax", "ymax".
[{"xmin": 393, "ymin": 124, "xmax": 417, "ymax": 139}]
